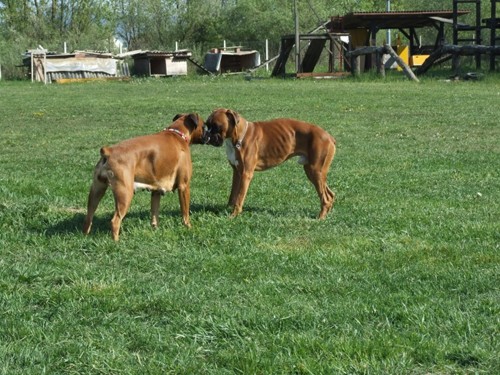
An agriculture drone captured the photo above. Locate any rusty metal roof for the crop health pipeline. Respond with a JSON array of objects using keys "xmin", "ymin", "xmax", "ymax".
[
  {"xmin": 329, "ymin": 10, "xmax": 469, "ymax": 30},
  {"xmin": 125, "ymin": 50, "xmax": 192, "ymax": 59}
]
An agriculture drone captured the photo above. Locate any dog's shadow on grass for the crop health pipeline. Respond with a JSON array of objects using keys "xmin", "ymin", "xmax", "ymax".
[
  {"xmin": 44, "ymin": 203, "xmax": 230, "ymax": 237},
  {"xmin": 44, "ymin": 202, "xmax": 298, "ymax": 238}
]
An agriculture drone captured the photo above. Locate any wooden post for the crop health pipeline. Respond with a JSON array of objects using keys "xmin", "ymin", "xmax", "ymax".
[
  {"xmin": 328, "ymin": 38, "xmax": 333, "ymax": 73},
  {"xmin": 351, "ymin": 55, "xmax": 360, "ymax": 76},
  {"xmin": 43, "ymin": 52, "xmax": 47, "ymax": 84},
  {"xmin": 265, "ymin": 39, "xmax": 269, "ymax": 72},
  {"xmin": 386, "ymin": 0, "xmax": 392, "ymax": 46},
  {"xmin": 294, "ymin": 0, "xmax": 300, "ymax": 74},
  {"xmin": 452, "ymin": 54, "xmax": 460, "ymax": 72},
  {"xmin": 490, "ymin": 0, "xmax": 497, "ymax": 71},
  {"xmin": 31, "ymin": 53, "xmax": 34, "ymax": 82},
  {"xmin": 376, "ymin": 50, "xmax": 385, "ymax": 78},
  {"xmin": 384, "ymin": 44, "xmax": 419, "ymax": 82}
]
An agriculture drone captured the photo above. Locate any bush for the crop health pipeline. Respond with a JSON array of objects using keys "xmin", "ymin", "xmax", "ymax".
[{"xmin": 0, "ymin": 34, "xmax": 31, "ymax": 80}]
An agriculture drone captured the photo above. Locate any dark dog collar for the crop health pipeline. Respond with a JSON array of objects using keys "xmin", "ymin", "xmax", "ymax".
[{"xmin": 236, "ymin": 121, "xmax": 250, "ymax": 149}]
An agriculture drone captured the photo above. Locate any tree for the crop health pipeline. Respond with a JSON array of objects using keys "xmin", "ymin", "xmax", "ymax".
[
  {"xmin": 174, "ymin": 0, "xmax": 224, "ymax": 44},
  {"xmin": 0, "ymin": 0, "xmax": 115, "ymax": 49},
  {"xmin": 112, "ymin": 0, "xmax": 148, "ymax": 49},
  {"xmin": 0, "ymin": 0, "xmax": 490, "ymax": 79}
]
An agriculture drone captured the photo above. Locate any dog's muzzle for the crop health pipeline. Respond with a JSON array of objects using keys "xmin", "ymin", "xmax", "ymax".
[
  {"xmin": 203, "ymin": 123, "xmax": 224, "ymax": 147},
  {"xmin": 201, "ymin": 124, "xmax": 211, "ymax": 144},
  {"xmin": 208, "ymin": 133, "xmax": 223, "ymax": 147}
]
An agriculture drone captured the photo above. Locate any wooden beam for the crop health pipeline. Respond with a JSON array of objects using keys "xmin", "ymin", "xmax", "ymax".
[
  {"xmin": 384, "ymin": 44, "xmax": 420, "ymax": 82},
  {"xmin": 416, "ymin": 44, "xmax": 500, "ymax": 75},
  {"xmin": 347, "ymin": 45, "xmax": 419, "ymax": 82}
]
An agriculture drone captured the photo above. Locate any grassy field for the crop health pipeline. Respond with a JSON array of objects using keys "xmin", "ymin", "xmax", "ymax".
[{"xmin": 0, "ymin": 74, "xmax": 499, "ymax": 374}]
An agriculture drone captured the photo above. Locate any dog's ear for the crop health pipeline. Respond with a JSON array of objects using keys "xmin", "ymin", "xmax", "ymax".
[
  {"xmin": 226, "ymin": 110, "xmax": 240, "ymax": 128},
  {"xmin": 172, "ymin": 113, "xmax": 184, "ymax": 122},
  {"xmin": 184, "ymin": 113, "xmax": 200, "ymax": 132},
  {"xmin": 189, "ymin": 113, "xmax": 200, "ymax": 125}
]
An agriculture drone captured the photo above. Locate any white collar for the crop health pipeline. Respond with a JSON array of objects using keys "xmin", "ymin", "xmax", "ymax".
[{"xmin": 166, "ymin": 128, "xmax": 189, "ymax": 143}]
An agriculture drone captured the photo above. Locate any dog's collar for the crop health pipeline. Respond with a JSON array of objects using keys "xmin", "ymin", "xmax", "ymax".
[
  {"xmin": 235, "ymin": 121, "xmax": 250, "ymax": 150},
  {"xmin": 166, "ymin": 128, "xmax": 189, "ymax": 143}
]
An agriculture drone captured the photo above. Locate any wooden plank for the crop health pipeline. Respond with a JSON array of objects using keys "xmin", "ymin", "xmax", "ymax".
[
  {"xmin": 416, "ymin": 44, "xmax": 500, "ymax": 75},
  {"xmin": 187, "ymin": 56, "xmax": 214, "ymax": 75},
  {"xmin": 383, "ymin": 44, "xmax": 419, "ymax": 82},
  {"xmin": 248, "ymin": 55, "xmax": 279, "ymax": 72},
  {"xmin": 301, "ymin": 39, "xmax": 326, "ymax": 73},
  {"xmin": 346, "ymin": 46, "xmax": 382, "ymax": 57},
  {"xmin": 53, "ymin": 77, "xmax": 130, "ymax": 84},
  {"xmin": 271, "ymin": 38, "xmax": 295, "ymax": 77},
  {"xmin": 296, "ymin": 72, "xmax": 349, "ymax": 78}
]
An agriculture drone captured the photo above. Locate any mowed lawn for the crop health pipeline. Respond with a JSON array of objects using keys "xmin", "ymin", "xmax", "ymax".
[{"xmin": 0, "ymin": 75, "xmax": 498, "ymax": 374}]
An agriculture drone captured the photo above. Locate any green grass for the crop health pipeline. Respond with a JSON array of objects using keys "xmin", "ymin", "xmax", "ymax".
[{"xmin": 0, "ymin": 74, "xmax": 499, "ymax": 374}]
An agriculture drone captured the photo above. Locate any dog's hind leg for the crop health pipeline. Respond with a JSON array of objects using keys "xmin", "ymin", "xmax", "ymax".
[
  {"xmin": 322, "ymin": 185, "xmax": 336, "ymax": 218},
  {"xmin": 322, "ymin": 142, "xmax": 337, "ymax": 217},
  {"xmin": 304, "ymin": 166, "xmax": 335, "ymax": 219},
  {"xmin": 303, "ymin": 165, "xmax": 330, "ymax": 219},
  {"xmin": 303, "ymin": 148, "xmax": 335, "ymax": 219},
  {"xmin": 83, "ymin": 179, "xmax": 108, "ymax": 235},
  {"xmin": 177, "ymin": 184, "xmax": 191, "ymax": 228},
  {"xmin": 110, "ymin": 183, "xmax": 134, "ymax": 241}
]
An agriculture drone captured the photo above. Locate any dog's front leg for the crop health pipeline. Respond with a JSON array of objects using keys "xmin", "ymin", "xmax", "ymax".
[
  {"xmin": 178, "ymin": 185, "xmax": 192, "ymax": 228},
  {"xmin": 150, "ymin": 191, "xmax": 162, "ymax": 228},
  {"xmin": 231, "ymin": 169, "xmax": 254, "ymax": 218},
  {"xmin": 228, "ymin": 164, "xmax": 241, "ymax": 207}
]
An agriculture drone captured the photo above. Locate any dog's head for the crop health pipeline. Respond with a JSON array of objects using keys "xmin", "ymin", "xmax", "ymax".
[
  {"xmin": 171, "ymin": 113, "xmax": 208, "ymax": 145},
  {"xmin": 204, "ymin": 108, "xmax": 240, "ymax": 147}
]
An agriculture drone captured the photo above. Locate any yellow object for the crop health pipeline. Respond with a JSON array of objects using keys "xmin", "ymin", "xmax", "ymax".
[
  {"xmin": 348, "ymin": 29, "xmax": 369, "ymax": 48},
  {"xmin": 411, "ymin": 55, "xmax": 430, "ymax": 67},
  {"xmin": 396, "ymin": 45, "xmax": 409, "ymax": 71},
  {"xmin": 53, "ymin": 77, "xmax": 129, "ymax": 84}
]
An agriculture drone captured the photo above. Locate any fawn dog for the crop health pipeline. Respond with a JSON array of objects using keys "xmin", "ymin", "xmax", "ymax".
[
  {"xmin": 83, "ymin": 113, "xmax": 206, "ymax": 240},
  {"xmin": 204, "ymin": 108, "xmax": 336, "ymax": 219}
]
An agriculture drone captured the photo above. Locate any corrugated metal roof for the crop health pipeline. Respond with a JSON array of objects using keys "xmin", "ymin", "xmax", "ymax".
[
  {"xmin": 347, "ymin": 10, "xmax": 468, "ymax": 16},
  {"xmin": 24, "ymin": 50, "xmax": 114, "ymax": 60},
  {"xmin": 330, "ymin": 10, "xmax": 469, "ymax": 30},
  {"xmin": 128, "ymin": 50, "xmax": 192, "ymax": 59}
]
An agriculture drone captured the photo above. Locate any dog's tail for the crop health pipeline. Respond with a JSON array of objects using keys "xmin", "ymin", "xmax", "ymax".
[
  {"xmin": 329, "ymin": 134, "xmax": 336, "ymax": 146},
  {"xmin": 95, "ymin": 147, "xmax": 113, "ymax": 184},
  {"xmin": 328, "ymin": 134, "xmax": 337, "ymax": 160}
]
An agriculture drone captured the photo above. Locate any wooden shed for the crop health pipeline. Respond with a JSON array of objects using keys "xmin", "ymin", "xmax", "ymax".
[
  {"xmin": 130, "ymin": 50, "xmax": 191, "ymax": 77},
  {"xmin": 23, "ymin": 49, "xmax": 123, "ymax": 83}
]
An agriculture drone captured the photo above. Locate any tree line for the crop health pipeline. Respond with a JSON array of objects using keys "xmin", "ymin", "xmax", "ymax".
[{"xmin": 0, "ymin": 1, "xmax": 476, "ymax": 78}]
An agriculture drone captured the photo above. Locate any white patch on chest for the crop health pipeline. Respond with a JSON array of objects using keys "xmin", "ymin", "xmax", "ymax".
[
  {"xmin": 134, "ymin": 181, "xmax": 170, "ymax": 194},
  {"xmin": 225, "ymin": 139, "xmax": 239, "ymax": 166}
]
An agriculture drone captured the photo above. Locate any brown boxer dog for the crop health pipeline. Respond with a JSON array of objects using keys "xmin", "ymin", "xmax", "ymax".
[
  {"xmin": 205, "ymin": 108, "xmax": 336, "ymax": 219},
  {"xmin": 83, "ymin": 113, "xmax": 207, "ymax": 241}
]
